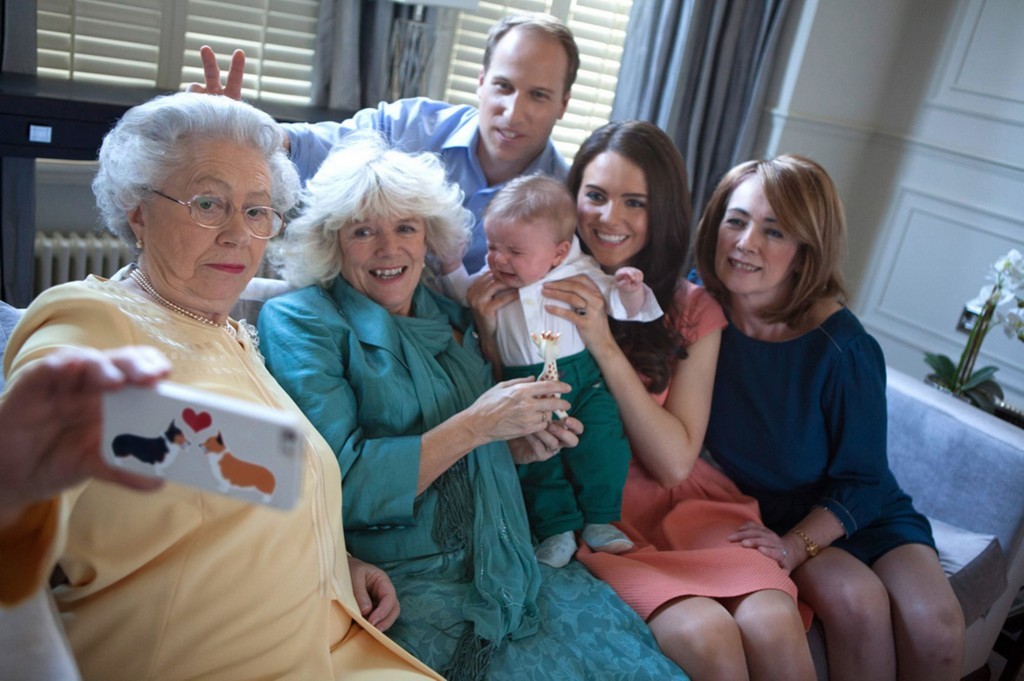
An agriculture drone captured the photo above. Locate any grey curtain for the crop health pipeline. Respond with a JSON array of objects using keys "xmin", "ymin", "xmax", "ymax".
[
  {"xmin": 611, "ymin": 0, "xmax": 792, "ymax": 220},
  {"xmin": 1, "ymin": 0, "xmax": 38, "ymax": 306},
  {"xmin": 311, "ymin": 0, "xmax": 452, "ymax": 111}
]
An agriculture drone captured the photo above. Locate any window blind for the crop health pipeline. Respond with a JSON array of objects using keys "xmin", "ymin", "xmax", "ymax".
[
  {"xmin": 443, "ymin": 0, "xmax": 633, "ymax": 163},
  {"xmin": 37, "ymin": 0, "xmax": 319, "ymax": 105},
  {"xmin": 38, "ymin": 0, "xmax": 163, "ymax": 86}
]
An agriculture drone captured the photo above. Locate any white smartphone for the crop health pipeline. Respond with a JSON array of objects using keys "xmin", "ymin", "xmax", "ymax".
[{"xmin": 102, "ymin": 381, "xmax": 303, "ymax": 510}]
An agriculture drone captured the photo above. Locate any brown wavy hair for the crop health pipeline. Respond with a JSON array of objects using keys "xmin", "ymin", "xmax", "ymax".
[
  {"xmin": 694, "ymin": 154, "xmax": 847, "ymax": 327},
  {"xmin": 568, "ymin": 121, "xmax": 692, "ymax": 393}
]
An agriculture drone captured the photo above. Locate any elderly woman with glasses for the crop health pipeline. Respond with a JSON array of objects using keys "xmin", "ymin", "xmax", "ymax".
[{"xmin": 1, "ymin": 92, "xmax": 441, "ymax": 681}]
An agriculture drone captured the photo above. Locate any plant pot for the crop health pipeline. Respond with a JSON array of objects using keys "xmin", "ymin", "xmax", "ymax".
[{"xmin": 995, "ymin": 402, "xmax": 1024, "ymax": 429}]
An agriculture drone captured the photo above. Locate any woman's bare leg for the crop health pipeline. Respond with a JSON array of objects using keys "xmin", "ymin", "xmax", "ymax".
[
  {"xmin": 726, "ymin": 589, "xmax": 816, "ymax": 681},
  {"xmin": 793, "ymin": 548, "xmax": 896, "ymax": 681},
  {"xmin": 873, "ymin": 544, "xmax": 964, "ymax": 681},
  {"xmin": 648, "ymin": 596, "xmax": 749, "ymax": 681}
]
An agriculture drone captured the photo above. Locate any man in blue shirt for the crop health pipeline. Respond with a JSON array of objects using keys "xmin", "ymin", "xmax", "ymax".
[{"xmin": 195, "ymin": 14, "xmax": 579, "ymax": 273}]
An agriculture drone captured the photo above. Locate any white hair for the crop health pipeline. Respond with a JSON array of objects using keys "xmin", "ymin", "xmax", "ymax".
[
  {"xmin": 92, "ymin": 92, "xmax": 299, "ymax": 253},
  {"xmin": 272, "ymin": 131, "xmax": 472, "ymax": 288}
]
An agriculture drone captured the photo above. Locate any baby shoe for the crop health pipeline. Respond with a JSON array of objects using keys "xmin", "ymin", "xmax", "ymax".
[
  {"xmin": 582, "ymin": 523, "xmax": 634, "ymax": 554},
  {"xmin": 535, "ymin": 530, "xmax": 577, "ymax": 568}
]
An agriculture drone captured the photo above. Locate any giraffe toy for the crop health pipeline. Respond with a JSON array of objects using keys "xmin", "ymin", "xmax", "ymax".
[{"xmin": 532, "ymin": 330, "xmax": 570, "ymax": 420}]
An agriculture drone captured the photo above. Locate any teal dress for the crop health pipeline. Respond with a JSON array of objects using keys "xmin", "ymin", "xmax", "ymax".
[
  {"xmin": 705, "ymin": 307, "xmax": 935, "ymax": 564},
  {"xmin": 259, "ymin": 278, "xmax": 687, "ymax": 681}
]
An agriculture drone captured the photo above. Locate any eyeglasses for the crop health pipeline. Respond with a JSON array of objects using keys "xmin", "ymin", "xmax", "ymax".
[{"xmin": 145, "ymin": 188, "xmax": 285, "ymax": 239}]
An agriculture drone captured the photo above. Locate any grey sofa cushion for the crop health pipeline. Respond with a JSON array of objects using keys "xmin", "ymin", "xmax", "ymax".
[
  {"xmin": 931, "ymin": 517, "xmax": 1008, "ymax": 624},
  {"xmin": 886, "ymin": 369, "xmax": 1024, "ymax": 632},
  {"xmin": 230, "ymin": 276, "xmax": 293, "ymax": 328},
  {"xmin": 0, "ymin": 300, "xmax": 25, "ymax": 392},
  {"xmin": 887, "ymin": 373, "xmax": 1024, "ymax": 562}
]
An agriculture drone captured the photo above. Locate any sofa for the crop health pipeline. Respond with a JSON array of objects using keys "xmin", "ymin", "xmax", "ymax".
[
  {"xmin": 2, "ymin": 291, "xmax": 1023, "ymax": 680},
  {"xmin": 806, "ymin": 367, "xmax": 1024, "ymax": 679},
  {"xmin": 862, "ymin": 368, "xmax": 1024, "ymax": 680}
]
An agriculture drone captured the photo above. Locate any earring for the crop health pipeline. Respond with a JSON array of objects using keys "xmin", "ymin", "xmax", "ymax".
[{"xmin": 136, "ymin": 239, "xmax": 143, "ymax": 249}]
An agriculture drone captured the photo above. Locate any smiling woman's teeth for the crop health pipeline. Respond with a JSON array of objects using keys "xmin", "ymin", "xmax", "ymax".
[
  {"xmin": 730, "ymin": 259, "xmax": 758, "ymax": 272},
  {"xmin": 373, "ymin": 267, "xmax": 404, "ymax": 279},
  {"xmin": 597, "ymin": 232, "xmax": 627, "ymax": 244}
]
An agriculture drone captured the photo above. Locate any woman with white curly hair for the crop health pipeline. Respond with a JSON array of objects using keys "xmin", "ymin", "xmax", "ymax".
[{"xmin": 258, "ymin": 133, "xmax": 690, "ymax": 681}]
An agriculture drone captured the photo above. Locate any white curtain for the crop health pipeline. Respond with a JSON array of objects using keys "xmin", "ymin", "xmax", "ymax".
[{"xmin": 611, "ymin": 0, "xmax": 792, "ymax": 219}]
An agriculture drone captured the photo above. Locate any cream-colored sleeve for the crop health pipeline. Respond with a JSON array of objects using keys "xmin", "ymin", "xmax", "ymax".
[
  {"xmin": 1, "ymin": 282, "xmax": 137, "ymax": 605},
  {"xmin": 4, "ymin": 281, "xmax": 144, "ymax": 380}
]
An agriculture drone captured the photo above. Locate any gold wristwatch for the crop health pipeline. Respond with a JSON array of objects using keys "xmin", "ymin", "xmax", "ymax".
[{"xmin": 792, "ymin": 528, "xmax": 820, "ymax": 557}]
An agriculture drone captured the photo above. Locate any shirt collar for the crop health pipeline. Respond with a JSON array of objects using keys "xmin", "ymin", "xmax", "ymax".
[
  {"xmin": 442, "ymin": 110, "xmax": 479, "ymax": 151},
  {"xmin": 442, "ymin": 110, "xmax": 568, "ymax": 182}
]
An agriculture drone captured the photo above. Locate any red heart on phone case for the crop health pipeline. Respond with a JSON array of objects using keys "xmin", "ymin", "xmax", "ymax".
[{"xmin": 182, "ymin": 408, "xmax": 212, "ymax": 432}]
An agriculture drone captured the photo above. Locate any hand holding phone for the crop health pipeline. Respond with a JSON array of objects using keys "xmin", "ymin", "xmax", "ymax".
[{"xmin": 102, "ymin": 382, "xmax": 302, "ymax": 510}]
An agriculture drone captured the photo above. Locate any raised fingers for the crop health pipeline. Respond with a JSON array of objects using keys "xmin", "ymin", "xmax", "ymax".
[
  {"xmin": 188, "ymin": 46, "xmax": 245, "ymax": 100},
  {"xmin": 223, "ymin": 48, "xmax": 246, "ymax": 99}
]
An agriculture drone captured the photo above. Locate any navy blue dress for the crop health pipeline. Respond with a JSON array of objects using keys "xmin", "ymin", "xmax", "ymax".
[{"xmin": 705, "ymin": 307, "xmax": 934, "ymax": 564}]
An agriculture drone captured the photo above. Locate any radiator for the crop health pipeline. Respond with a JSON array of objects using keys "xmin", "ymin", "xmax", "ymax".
[{"xmin": 34, "ymin": 232, "xmax": 133, "ymax": 294}]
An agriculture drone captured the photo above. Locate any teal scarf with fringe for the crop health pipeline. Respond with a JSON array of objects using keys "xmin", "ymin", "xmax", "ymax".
[{"xmin": 357, "ymin": 282, "xmax": 541, "ymax": 674}]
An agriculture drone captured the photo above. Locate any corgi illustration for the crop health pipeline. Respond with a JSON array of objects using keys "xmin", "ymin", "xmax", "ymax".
[
  {"xmin": 111, "ymin": 420, "xmax": 190, "ymax": 474},
  {"xmin": 200, "ymin": 432, "xmax": 276, "ymax": 502}
]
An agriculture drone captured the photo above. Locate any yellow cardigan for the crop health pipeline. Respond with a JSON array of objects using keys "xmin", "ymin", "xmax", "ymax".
[{"xmin": 0, "ymin": 276, "xmax": 442, "ymax": 681}]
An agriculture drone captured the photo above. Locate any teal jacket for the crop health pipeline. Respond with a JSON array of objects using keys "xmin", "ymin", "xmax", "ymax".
[{"xmin": 258, "ymin": 277, "xmax": 540, "ymax": 644}]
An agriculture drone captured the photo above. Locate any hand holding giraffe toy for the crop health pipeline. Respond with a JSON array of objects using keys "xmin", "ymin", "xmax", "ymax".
[{"xmin": 532, "ymin": 330, "xmax": 570, "ymax": 421}]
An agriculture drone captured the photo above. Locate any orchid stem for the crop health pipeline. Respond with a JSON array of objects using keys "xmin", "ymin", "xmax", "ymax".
[{"xmin": 954, "ymin": 300, "xmax": 994, "ymax": 392}]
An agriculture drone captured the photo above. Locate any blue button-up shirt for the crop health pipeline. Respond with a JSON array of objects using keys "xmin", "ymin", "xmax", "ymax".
[{"xmin": 283, "ymin": 97, "xmax": 569, "ymax": 273}]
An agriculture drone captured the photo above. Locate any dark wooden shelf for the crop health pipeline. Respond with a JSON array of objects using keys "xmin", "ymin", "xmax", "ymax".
[{"xmin": 0, "ymin": 72, "xmax": 353, "ymax": 161}]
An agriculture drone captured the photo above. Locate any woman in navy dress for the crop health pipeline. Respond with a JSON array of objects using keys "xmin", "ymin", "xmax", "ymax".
[{"xmin": 694, "ymin": 155, "xmax": 964, "ymax": 681}]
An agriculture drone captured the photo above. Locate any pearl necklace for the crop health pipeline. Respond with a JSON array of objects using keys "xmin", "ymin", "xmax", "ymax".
[{"xmin": 130, "ymin": 267, "xmax": 236, "ymax": 338}]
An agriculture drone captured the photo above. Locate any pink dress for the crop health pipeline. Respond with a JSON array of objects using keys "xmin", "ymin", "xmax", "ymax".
[{"xmin": 577, "ymin": 282, "xmax": 809, "ymax": 626}]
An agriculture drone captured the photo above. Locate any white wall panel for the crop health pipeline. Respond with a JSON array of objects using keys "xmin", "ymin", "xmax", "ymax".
[
  {"xmin": 931, "ymin": 0, "xmax": 1024, "ymax": 123},
  {"xmin": 861, "ymin": 186, "xmax": 1024, "ymax": 406},
  {"xmin": 860, "ymin": 0, "xmax": 1024, "ymax": 405},
  {"xmin": 757, "ymin": 0, "xmax": 1024, "ymax": 410}
]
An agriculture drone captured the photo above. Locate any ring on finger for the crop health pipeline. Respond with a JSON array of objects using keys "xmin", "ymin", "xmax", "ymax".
[{"xmin": 573, "ymin": 306, "xmax": 587, "ymax": 316}]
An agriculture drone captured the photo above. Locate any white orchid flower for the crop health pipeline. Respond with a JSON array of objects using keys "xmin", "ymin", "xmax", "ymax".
[
  {"xmin": 927, "ymin": 250, "xmax": 1024, "ymax": 402},
  {"xmin": 1002, "ymin": 306, "xmax": 1024, "ymax": 342},
  {"xmin": 968, "ymin": 283, "xmax": 1013, "ymax": 308},
  {"xmin": 992, "ymin": 249, "xmax": 1024, "ymax": 293}
]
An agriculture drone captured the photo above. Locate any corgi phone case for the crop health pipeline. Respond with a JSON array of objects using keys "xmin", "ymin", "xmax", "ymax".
[{"xmin": 102, "ymin": 382, "xmax": 303, "ymax": 510}]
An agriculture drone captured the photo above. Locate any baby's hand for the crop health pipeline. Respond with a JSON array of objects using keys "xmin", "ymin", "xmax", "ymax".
[{"xmin": 614, "ymin": 267, "xmax": 643, "ymax": 293}]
